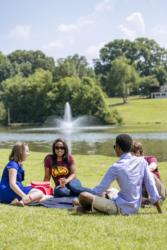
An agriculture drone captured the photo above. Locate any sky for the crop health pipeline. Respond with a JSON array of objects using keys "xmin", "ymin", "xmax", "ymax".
[{"xmin": 1, "ymin": 0, "xmax": 167, "ymax": 64}]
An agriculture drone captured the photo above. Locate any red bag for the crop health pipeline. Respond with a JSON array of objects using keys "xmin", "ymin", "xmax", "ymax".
[{"xmin": 31, "ymin": 181, "xmax": 53, "ymax": 195}]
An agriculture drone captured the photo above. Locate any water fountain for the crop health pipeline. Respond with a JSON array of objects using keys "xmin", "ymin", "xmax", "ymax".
[
  {"xmin": 39, "ymin": 101, "xmax": 113, "ymax": 153},
  {"xmin": 55, "ymin": 102, "xmax": 97, "ymax": 130},
  {"xmin": 19, "ymin": 101, "xmax": 111, "ymax": 134}
]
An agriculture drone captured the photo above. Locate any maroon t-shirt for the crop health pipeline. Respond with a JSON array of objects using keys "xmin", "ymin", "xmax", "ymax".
[
  {"xmin": 144, "ymin": 155, "xmax": 160, "ymax": 179},
  {"xmin": 44, "ymin": 154, "xmax": 74, "ymax": 185}
]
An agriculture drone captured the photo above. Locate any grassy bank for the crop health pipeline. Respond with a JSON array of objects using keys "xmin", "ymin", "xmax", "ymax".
[
  {"xmin": 0, "ymin": 149, "xmax": 167, "ymax": 250},
  {"xmin": 107, "ymin": 97, "xmax": 167, "ymax": 132}
]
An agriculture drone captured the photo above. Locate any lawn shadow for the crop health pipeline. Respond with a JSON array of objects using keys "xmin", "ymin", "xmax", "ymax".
[
  {"xmin": 109, "ymin": 102, "xmax": 125, "ymax": 107},
  {"xmin": 69, "ymin": 208, "xmax": 164, "ymax": 216}
]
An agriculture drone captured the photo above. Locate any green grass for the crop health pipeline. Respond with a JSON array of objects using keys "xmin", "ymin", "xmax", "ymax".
[
  {"xmin": 0, "ymin": 149, "xmax": 167, "ymax": 250},
  {"xmin": 107, "ymin": 96, "xmax": 167, "ymax": 132}
]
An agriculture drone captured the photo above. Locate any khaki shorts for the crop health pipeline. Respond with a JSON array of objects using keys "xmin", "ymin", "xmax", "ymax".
[{"xmin": 92, "ymin": 196, "xmax": 120, "ymax": 215}]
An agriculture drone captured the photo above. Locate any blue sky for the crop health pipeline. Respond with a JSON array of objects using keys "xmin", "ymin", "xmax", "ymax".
[{"xmin": 1, "ymin": 0, "xmax": 167, "ymax": 64}]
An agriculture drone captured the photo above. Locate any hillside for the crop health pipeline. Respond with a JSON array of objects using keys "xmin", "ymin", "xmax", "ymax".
[{"xmin": 107, "ymin": 97, "xmax": 167, "ymax": 132}]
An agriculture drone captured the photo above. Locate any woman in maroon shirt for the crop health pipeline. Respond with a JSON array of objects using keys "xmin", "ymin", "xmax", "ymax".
[
  {"xmin": 131, "ymin": 141, "xmax": 166, "ymax": 204},
  {"xmin": 43, "ymin": 138, "xmax": 93, "ymax": 197}
]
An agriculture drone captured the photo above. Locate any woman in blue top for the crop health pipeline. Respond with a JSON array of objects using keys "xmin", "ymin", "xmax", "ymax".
[{"xmin": 0, "ymin": 142, "xmax": 45, "ymax": 206}]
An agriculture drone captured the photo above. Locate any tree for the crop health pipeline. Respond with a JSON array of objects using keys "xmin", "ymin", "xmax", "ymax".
[
  {"xmin": 94, "ymin": 38, "xmax": 167, "ymax": 90},
  {"xmin": 105, "ymin": 57, "xmax": 139, "ymax": 103},
  {"xmin": 0, "ymin": 102, "xmax": 6, "ymax": 124},
  {"xmin": 0, "ymin": 70, "xmax": 122, "ymax": 124},
  {"xmin": 139, "ymin": 75, "xmax": 159, "ymax": 97},
  {"xmin": 0, "ymin": 52, "xmax": 14, "ymax": 83},
  {"xmin": 0, "ymin": 69, "xmax": 53, "ymax": 123},
  {"xmin": 53, "ymin": 54, "xmax": 95, "ymax": 81},
  {"xmin": 134, "ymin": 38, "xmax": 167, "ymax": 76},
  {"xmin": 47, "ymin": 76, "xmax": 122, "ymax": 124},
  {"xmin": 153, "ymin": 65, "xmax": 167, "ymax": 86},
  {"xmin": 94, "ymin": 39, "xmax": 137, "ymax": 78},
  {"xmin": 7, "ymin": 50, "xmax": 55, "ymax": 77}
]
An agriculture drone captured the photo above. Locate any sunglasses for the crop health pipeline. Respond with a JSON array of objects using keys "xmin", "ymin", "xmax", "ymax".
[
  {"xmin": 113, "ymin": 145, "xmax": 116, "ymax": 149},
  {"xmin": 55, "ymin": 146, "xmax": 65, "ymax": 150}
]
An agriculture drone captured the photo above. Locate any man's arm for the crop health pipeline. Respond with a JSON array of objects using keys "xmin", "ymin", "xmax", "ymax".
[
  {"xmin": 143, "ymin": 165, "xmax": 162, "ymax": 213},
  {"xmin": 92, "ymin": 165, "xmax": 117, "ymax": 196}
]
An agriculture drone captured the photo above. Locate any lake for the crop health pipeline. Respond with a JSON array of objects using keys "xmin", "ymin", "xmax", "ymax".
[{"xmin": 1, "ymin": 125, "xmax": 167, "ymax": 162}]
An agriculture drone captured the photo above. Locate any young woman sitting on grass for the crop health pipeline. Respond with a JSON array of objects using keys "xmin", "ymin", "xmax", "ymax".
[
  {"xmin": 131, "ymin": 141, "xmax": 166, "ymax": 205},
  {"xmin": 43, "ymin": 138, "xmax": 93, "ymax": 197},
  {"xmin": 0, "ymin": 142, "xmax": 46, "ymax": 206}
]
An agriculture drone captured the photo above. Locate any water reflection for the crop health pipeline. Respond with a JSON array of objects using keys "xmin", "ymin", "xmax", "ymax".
[{"xmin": 1, "ymin": 126, "xmax": 167, "ymax": 161}]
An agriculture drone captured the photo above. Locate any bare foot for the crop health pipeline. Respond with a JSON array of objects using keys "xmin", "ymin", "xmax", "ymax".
[
  {"xmin": 11, "ymin": 198, "xmax": 24, "ymax": 207},
  {"xmin": 22, "ymin": 196, "xmax": 32, "ymax": 205},
  {"xmin": 40, "ymin": 195, "xmax": 53, "ymax": 201}
]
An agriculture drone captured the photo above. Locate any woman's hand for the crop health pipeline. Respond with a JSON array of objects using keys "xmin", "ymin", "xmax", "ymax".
[
  {"xmin": 59, "ymin": 178, "xmax": 67, "ymax": 187},
  {"xmin": 22, "ymin": 195, "xmax": 32, "ymax": 204}
]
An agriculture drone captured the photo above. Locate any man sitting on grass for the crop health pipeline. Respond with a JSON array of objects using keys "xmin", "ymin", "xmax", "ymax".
[{"xmin": 77, "ymin": 134, "xmax": 162, "ymax": 215}]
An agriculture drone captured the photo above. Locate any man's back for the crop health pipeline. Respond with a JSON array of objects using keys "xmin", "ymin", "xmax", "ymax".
[
  {"xmin": 114, "ymin": 153, "xmax": 147, "ymax": 214},
  {"xmin": 93, "ymin": 153, "xmax": 160, "ymax": 214}
]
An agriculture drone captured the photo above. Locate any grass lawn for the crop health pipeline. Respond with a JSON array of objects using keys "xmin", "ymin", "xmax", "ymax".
[
  {"xmin": 0, "ymin": 149, "xmax": 167, "ymax": 250},
  {"xmin": 107, "ymin": 96, "xmax": 167, "ymax": 132}
]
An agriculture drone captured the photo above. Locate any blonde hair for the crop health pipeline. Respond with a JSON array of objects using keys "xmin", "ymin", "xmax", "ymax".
[
  {"xmin": 9, "ymin": 142, "xmax": 28, "ymax": 162},
  {"xmin": 131, "ymin": 141, "xmax": 143, "ymax": 155}
]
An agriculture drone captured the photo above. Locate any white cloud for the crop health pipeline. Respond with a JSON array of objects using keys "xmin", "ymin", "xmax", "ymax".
[
  {"xmin": 119, "ymin": 25, "xmax": 136, "ymax": 40},
  {"xmin": 85, "ymin": 42, "xmax": 105, "ymax": 58},
  {"xmin": 94, "ymin": 0, "xmax": 113, "ymax": 13},
  {"xmin": 57, "ymin": 24, "xmax": 79, "ymax": 33},
  {"xmin": 42, "ymin": 40, "xmax": 64, "ymax": 50},
  {"xmin": 8, "ymin": 25, "xmax": 32, "ymax": 39},
  {"xmin": 58, "ymin": 0, "xmax": 114, "ymax": 34},
  {"xmin": 126, "ymin": 12, "xmax": 145, "ymax": 33},
  {"xmin": 78, "ymin": 15, "xmax": 95, "ymax": 27},
  {"xmin": 80, "ymin": 0, "xmax": 114, "ymax": 25},
  {"xmin": 119, "ymin": 12, "xmax": 145, "ymax": 40}
]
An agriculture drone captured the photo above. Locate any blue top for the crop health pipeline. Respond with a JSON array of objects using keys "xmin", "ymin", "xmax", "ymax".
[
  {"xmin": 92, "ymin": 153, "xmax": 160, "ymax": 215},
  {"xmin": 0, "ymin": 160, "xmax": 25, "ymax": 189},
  {"xmin": 0, "ymin": 160, "xmax": 32, "ymax": 203}
]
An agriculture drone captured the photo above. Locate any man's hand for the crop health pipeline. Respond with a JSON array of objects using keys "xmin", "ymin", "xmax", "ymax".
[{"xmin": 154, "ymin": 200, "xmax": 162, "ymax": 213}]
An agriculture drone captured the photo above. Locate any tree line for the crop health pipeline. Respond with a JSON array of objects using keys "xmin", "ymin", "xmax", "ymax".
[
  {"xmin": 94, "ymin": 38, "xmax": 167, "ymax": 102},
  {"xmin": 0, "ymin": 37, "xmax": 167, "ymax": 125}
]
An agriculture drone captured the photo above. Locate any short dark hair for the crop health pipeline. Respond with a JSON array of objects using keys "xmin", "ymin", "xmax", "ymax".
[{"xmin": 115, "ymin": 134, "xmax": 132, "ymax": 152}]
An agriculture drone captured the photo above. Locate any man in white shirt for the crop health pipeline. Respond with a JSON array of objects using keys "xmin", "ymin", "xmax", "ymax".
[{"xmin": 78, "ymin": 134, "xmax": 162, "ymax": 215}]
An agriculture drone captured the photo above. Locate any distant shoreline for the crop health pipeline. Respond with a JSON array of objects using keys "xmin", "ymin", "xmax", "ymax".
[{"xmin": 7, "ymin": 122, "xmax": 42, "ymax": 128}]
